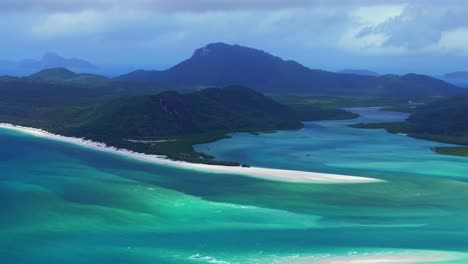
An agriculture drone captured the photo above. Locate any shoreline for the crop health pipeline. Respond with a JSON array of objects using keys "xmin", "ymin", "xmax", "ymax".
[
  {"xmin": 287, "ymin": 250, "xmax": 464, "ymax": 264},
  {"xmin": 0, "ymin": 123, "xmax": 380, "ymax": 184}
]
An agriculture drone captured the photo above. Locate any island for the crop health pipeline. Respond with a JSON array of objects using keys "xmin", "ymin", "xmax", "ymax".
[{"xmin": 351, "ymin": 93, "xmax": 468, "ymax": 157}]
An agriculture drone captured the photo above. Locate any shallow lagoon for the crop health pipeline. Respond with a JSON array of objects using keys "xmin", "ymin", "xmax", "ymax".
[
  {"xmin": 196, "ymin": 107, "xmax": 468, "ymax": 180},
  {"xmin": 2, "ymin": 107, "xmax": 468, "ymax": 263}
]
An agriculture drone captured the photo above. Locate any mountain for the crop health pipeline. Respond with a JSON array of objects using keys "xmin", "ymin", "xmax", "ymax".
[
  {"xmin": 351, "ymin": 94, "xmax": 468, "ymax": 156},
  {"xmin": 61, "ymin": 86, "xmax": 302, "ymax": 140},
  {"xmin": 0, "ymin": 68, "xmax": 168, "ymax": 125},
  {"xmin": 18, "ymin": 68, "xmax": 166, "ymax": 94},
  {"xmin": 0, "ymin": 53, "xmax": 98, "ymax": 76},
  {"xmin": 118, "ymin": 69, "xmax": 162, "ymax": 82},
  {"xmin": 406, "ymin": 94, "xmax": 468, "ymax": 138},
  {"xmin": 27, "ymin": 67, "xmax": 109, "ymax": 85},
  {"xmin": 0, "ymin": 75, "xmax": 351, "ymax": 164},
  {"xmin": 0, "ymin": 60, "xmax": 21, "ymax": 75},
  {"xmin": 0, "ymin": 60, "xmax": 14, "ymax": 68},
  {"xmin": 339, "ymin": 69, "xmax": 379, "ymax": 76},
  {"xmin": 38, "ymin": 86, "xmax": 303, "ymax": 164},
  {"xmin": 29, "ymin": 67, "xmax": 84, "ymax": 81},
  {"xmin": 443, "ymin": 71, "xmax": 468, "ymax": 79},
  {"xmin": 401, "ymin": 94, "xmax": 468, "ymax": 156},
  {"xmin": 20, "ymin": 52, "xmax": 96, "ymax": 71},
  {"xmin": 118, "ymin": 43, "xmax": 462, "ymax": 99},
  {"xmin": 0, "ymin": 76, "xmax": 109, "ymax": 124},
  {"xmin": 441, "ymin": 72, "xmax": 468, "ymax": 88},
  {"xmin": 405, "ymin": 94, "xmax": 468, "ymax": 156}
]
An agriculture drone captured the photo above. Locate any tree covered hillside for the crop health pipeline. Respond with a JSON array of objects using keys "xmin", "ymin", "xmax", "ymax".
[
  {"xmin": 59, "ymin": 86, "xmax": 303, "ymax": 140},
  {"xmin": 119, "ymin": 43, "xmax": 463, "ymax": 99}
]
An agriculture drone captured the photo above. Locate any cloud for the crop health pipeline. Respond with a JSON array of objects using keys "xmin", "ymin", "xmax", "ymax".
[
  {"xmin": 353, "ymin": 4, "xmax": 406, "ymax": 27},
  {"xmin": 357, "ymin": 1, "xmax": 468, "ymax": 53},
  {"xmin": 18, "ymin": 1, "xmax": 468, "ymax": 57},
  {"xmin": 338, "ymin": 4, "xmax": 406, "ymax": 53},
  {"xmin": 0, "ymin": 0, "xmax": 319, "ymax": 12},
  {"xmin": 437, "ymin": 27, "xmax": 468, "ymax": 54},
  {"xmin": 1, "ymin": 0, "xmax": 468, "ymax": 75},
  {"xmin": 0, "ymin": 0, "xmax": 406, "ymax": 13},
  {"xmin": 31, "ymin": 10, "xmax": 108, "ymax": 38}
]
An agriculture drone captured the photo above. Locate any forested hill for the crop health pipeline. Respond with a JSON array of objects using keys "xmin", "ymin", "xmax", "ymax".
[
  {"xmin": 406, "ymin": 94, "xmax": 468, "ymax": 138},
  {"xmin": 351, "ymin": 94, "xmax": 468, "ymax": 157},
  {"xmin": 57, "ymin": 86, "xmax": 303, "ymax": 140},
  {"xmin": 0, "ymin": 68, "xmax": 165, "ymax": 113},
  {"xmin": 118, "ymin": 43, "xmax": 463, "ymax": 99},
  {"xmin": 23, "ymin": 86, "xmax": 302, "ymax": 164},
  {"xmin": 27, "ymin": 67, "xmax": 108, "ymax": 83},
  {"xmin": 0, "ymin": 81, "xmax": 356, "ymax": 164}
]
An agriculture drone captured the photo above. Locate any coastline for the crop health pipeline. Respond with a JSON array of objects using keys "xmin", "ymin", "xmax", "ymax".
[
  {"xmin": 287, "ymin": 250, "xmax": 464, "ymax": 264},
  {"xmin": 0, "ymin": 123, "xmax": 380, "ymax": 184}
]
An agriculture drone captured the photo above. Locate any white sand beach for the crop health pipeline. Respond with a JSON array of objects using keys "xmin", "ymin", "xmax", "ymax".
[
  {"xmin": 0, "ymin": 123, "xmax": 380, "ymax": 184},
  {"xmin": 287, "ymin": 250, "xmax": 463, "ymax": 264}
]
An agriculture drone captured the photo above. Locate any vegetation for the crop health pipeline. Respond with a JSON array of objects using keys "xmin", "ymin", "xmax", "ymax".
[
  {"xmin": 271, "ymin": 95, "xmax": 359, "ymax": 120},
  {"xmin": 1, "ymin": 58, "xmax": 466, "ymax": 163},
  {"xmin": 351, "ymin": 94, "xmax": 468, "ymax": 157},
  {"xmin": 28, "ymin": 67, "xmax": 110, "ymax": 86},
  {"xmin": 406, "ymin": 94, "xmax": 468, "ymax": 136},
  {"xmin": 291, "ymin": 105, "xmax": 358, "ymax": 121},
  {"xmin": 1, "ymin": 85, "xmax": 305, "ymax": 165},
  {"xmin": 101, "ymin": 133, "xmax": 242, "ymax": 166},
  {"xmin": 119, "ymin": 43, "xmax": 463, "ymax": 99},
  {"xmin": 271, "ymin": 95, "xmax": 446, "ymax": 119},
  {"xmin": 434, "ymin": 147, "xmax": 468, "ymax": 157},
  {"xmin": 272, "ymin": 94, "xmax": 434, "ymax": 109},
  {"xmin": 350, "ymin": 122, "xmax": 410, "ymax": 133},
  {"xmin": 60, "ymin": 86, "xmax": 303, "ymax": 139},
  {"xmin": 2, "ymin": 68, "xmax": 392, "ymax": 165}
]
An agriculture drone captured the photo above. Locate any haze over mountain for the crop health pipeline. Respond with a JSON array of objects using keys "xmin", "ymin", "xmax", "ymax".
[
  {"xmin": 438, "ymin": 71, "xmax": 468, "ymax": 88},
  {"xmin": 339, "ymin": 69, "xmax": 379, "ymax": 76},
  {"xmin": 3, "ymin": 1, "xmax": 468, "ymax": 74},
  {"xmin": 27, "ymin": 67, "xmax": 109, "ymax": 85},
  {"xmin": 20, "ymin": 52, "xmax": 96, "ymax": 71},
  {"xmin": 443, "ymin": 71, "xmax": 468, "ymax": 80},
  {"xmin": 0, "ymin": 52, "xmax": 97, "ymax": 76},
  {"xmin": 119, "ymin": 43, "xmax": 461, "ymax": 99}
]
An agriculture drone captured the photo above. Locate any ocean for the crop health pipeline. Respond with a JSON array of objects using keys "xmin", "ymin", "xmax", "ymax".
[{"xmin": 1, "ymin": 108, "xmax": 468, "ymax": 263}]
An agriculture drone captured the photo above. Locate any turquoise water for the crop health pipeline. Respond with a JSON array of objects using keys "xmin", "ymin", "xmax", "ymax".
[
  {"xmin": 1, "ymin": 107, "xmax": 468, "ymax": 263},
  {"xmin": 195, "ymin": 107, "xmax": 468, "ymax": 180}
]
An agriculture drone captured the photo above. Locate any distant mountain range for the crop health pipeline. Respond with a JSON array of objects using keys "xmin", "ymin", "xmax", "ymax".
[
  {"xmin": 0, "ymin": 53, "xmax": 97, "ymax": 76},
  {"xmin": 436, "ymin": 71, "xmax": 468, "ymax": 88},
  {"xmin": 338, "ymin": 69, "xmax": 379, "ymax": 76},
  {"xmin": 119, "ymin": 43, "xmax": 461, "ymax": 99},
  {"xmin": 20, "ymin": 52, "xmax": 96, "ymax": 71},
  {"xmin": 1, "ymin": 61, "xmax": 467, "ymax": 163},
  {"xmin": 443, "ymin": 71, "xmax": 468, "ymax": 79},
  {"xmin": 27, "ymin": 67, "xmax": 109, "ymax": 86},
  {"xmin": 0, "ymin": 43, "xmax": 464, "ymax": 99},
  {"xmin": 0, "ymin": 68, "xmax": 164, "ymax": 118}
]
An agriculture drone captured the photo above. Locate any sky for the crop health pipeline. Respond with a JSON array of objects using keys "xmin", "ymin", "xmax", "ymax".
[{"xmin": 1, "ymin": 0, "xmax": 468, "ymax": 75}]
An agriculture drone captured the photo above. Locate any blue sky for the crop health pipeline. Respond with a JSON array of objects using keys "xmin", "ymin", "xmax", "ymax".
[{"xmin": 1, "ymin": 0, "xmax": 468, "ymax": 75}]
